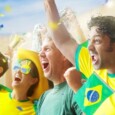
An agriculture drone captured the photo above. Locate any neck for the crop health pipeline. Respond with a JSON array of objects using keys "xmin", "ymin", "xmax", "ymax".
[
  {"xmin": 108, "ymin": 68, "xmax": 115, "ymax": 74},
  {"xmin": 107, "ymin": 61, "xmax": 115, "ymax": 74},
  {"xmin": 53, "ymin": 66, "xmax": 71, "ymax": 85},
  {"xmin": 53, "ymin": 77, "xmax": 65, "ymax": 86},
  {"xmin": 11, "ymin": 90, "xmax": 28, "ymax": 101}
]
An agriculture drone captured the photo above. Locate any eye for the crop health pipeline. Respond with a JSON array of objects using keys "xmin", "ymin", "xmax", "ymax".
[
  {"xmin": 94, "ymin": 39, "xmax": 101, "ymax": 44},
  {"xmin": 87, "ymin": 38, "xmax": 91, "ymax": 42},
  {"xmin": 45, "ymin": 47, "xmax": 50, "ymax": 52},
  {"xmin": 21, "ymin": 68, "xmax": 30, "ymax": 74},
  {"xmin": 13, "ymin": 65, "xmax": 20, "ymax": 71}
]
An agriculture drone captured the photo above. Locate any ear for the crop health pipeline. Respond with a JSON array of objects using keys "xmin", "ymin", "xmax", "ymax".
[
  {"xmin": 30, "ymin": 78, "xmax": 38, "ymax": 85},
  {"xmin": 0, "ymin": 67, "xmax": 3, "ymax": 74}
]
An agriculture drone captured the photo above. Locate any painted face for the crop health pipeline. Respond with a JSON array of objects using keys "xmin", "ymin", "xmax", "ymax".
[
  {"xmin": 12, "ymin": 60, "xmax": 38, "ymax": 90},
  {"xmin": 88, "ymin": 26, "xmax": 114, "ymax": 70},
  {"xmin": 13, "ymin": 60, "xmax": 31, "ymax": 75},
  {"xmin": 39, "ymin": 39, "xmax": 65, "ymax": 81}
]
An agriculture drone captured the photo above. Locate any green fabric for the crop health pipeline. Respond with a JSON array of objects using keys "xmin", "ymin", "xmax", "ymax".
[
  {"xmin": 33, "ymin": 99, "xmax": 38, "ymax": 112},
  {"xmin": 75, "ymin": 40, "xmax": 88, "ymax": 72},
  {"xmin": 107, "ymin": 73, "xmax": 115, "ymax": 78},
  {"xmin": 74, "ymin": 45, "xmax": 82, "ymax": 71},
  {"xmin": 0, "ymin": 84, "xmax": 12, "ymax": 92},
  {"xmin": 9, "ymin": 92, "xmax": 30, "ymax": 102},
  {"xmin": 74, "ymin": 73, "xmax": 114, "ymax": 115},
  {"xmin": 37, "ymin": 82, "xmax": 82, "ymax": 115},
  {"xmin": 74, "ymin": 44, "xmax": 115, "ymax": 114},
  {"xmin": 80, "ymin": 40, "xmax": 88, "ymax": 48}
]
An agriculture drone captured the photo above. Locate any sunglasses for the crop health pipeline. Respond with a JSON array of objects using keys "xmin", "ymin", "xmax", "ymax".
[{"xmin": 13, "ymin": 60, "xmax": 31, "ymax": 75}]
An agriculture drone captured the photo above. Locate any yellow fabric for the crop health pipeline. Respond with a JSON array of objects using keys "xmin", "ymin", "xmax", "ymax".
[
  {"xmin": 48, "ymin": 21, "xmax": 61, "ymax": 30},
  {"xmin": 76, "ymin": 47, "xmax": 94, "ymax": 78},
  {"xmin": 0, "ymin": 92, "xmax": 36, "ymax": 115},
  {"xmin": 75, "ymin": 46, "xmax": 115, "ymax": 114},
  {"xmin": 17, "ymin": 48, "xmax": 49, "ymax": 100},
  {"xmin": 94, "ymin": 93, "xmax": 115, "ymax": 115},
  {"xmin": 76, "ymin": 47, "xmax": 115, "ymax": 88}
]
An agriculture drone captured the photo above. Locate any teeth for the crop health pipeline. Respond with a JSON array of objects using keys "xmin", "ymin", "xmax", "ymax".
[
  {"xmin": 41, "ymin": 62, "xmax": 48, "ymax": 69},
  {"xmin": 42, "ymin": 61, "xmax": 48, "ymax": 64}
]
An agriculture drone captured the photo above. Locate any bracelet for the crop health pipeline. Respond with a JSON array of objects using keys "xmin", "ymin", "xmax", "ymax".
[{"xmin": 48, "ymin": 21, "xmax": 61, "ymax": 30}]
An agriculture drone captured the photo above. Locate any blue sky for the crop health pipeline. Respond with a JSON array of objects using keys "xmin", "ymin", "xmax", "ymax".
[{"xmin": 0, "ymin": 0, "xmax": 107, "ymax": 35}]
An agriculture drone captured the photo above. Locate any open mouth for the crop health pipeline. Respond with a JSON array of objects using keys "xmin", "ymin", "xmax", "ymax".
[
  {"xmin": 15, "ymin": 77, "xmax": 21, "ymax": 81},
  {"xmin": 91, "ymin": 54, "xmax": 98, "ymax": 65},
  {"xmin": 42, "ymin": 62, "xmax": 49, "ymax": 70},
  {"xmin": 14, "ymin": 74, "xmax": 21, "ymax": 81}
]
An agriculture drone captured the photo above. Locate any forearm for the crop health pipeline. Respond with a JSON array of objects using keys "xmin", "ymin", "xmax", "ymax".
[
  {"xmin": 44, "ymin": 0, "xmax": 86, "ymax": 65},
  {"xmin": 44, "ymin": 0, "xmax": 72, "ymax": 46},
  {"xmin": 45, "ymin": 0, "xmax": 86, "ymax": 43}
]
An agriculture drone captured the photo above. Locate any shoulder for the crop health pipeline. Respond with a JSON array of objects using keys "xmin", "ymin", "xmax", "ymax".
[
  {"xmin": 0, "ymin": 84, "xmax": 12, "ymax": 92},
  {"xmin": 36, "ymin": 89, "xmax": 51, "ymax": 114},
  {"xmin": 37, "ymin": 89, "xmax": 51, "ymax": 105},
  {"xmin": 64, "ymin": 83, "xmax": 75, "ymax": 100}
]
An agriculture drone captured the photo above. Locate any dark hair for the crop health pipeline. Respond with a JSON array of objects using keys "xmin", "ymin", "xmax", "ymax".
[
  {"xmin": 27, "ymin": 60, "xmax": 39, "ymax": 97},
  {"xmin": 0, "ymin": 52, "xmax": 8, "ymax": 77},
  {"xmin": 88, "ymin": 16, "xmax": 115, "ymax": 42}
]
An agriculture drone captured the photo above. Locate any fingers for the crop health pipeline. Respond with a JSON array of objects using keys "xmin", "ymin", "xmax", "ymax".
[{"xmin": 64, "ymin": 67, "xmax": 82, "ymax": 93}]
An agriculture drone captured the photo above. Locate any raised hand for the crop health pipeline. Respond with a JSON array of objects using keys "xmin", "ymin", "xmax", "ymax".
[{"xmin": 64, "ymin": 67, "xmax": 82, "ymax": 93}]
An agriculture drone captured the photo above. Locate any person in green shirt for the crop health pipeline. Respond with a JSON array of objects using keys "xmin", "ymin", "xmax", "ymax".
[{"xmin": 37, "ymin": 32, "xmax": 83, "ymax": 115}]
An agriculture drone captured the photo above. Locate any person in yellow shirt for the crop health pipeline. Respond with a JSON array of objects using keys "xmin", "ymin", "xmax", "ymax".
[
  {"xmin": 44, "ymin": 0, "xmax": 115, "ymax": 114},
  {"xmin": 0, "ymin": 48, "xmax": 49, "ymax": 115}
]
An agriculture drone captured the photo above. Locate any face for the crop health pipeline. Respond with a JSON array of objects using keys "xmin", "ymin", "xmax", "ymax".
[
  {"xmin": 12, "ymin": 60, "xmax": 38, "ymax": 91},
  {"xmin": 88, "ymin": 26, "xmax": 114, "ymax": 70},
  {"xmin": 39, "ymin": 39, "xmax": 65, "ymax": 81}
]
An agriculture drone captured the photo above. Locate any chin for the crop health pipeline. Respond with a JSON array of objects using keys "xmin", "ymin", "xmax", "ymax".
[
  {"xmin": 93, "ymin": 65, "xmax": 101, "ymax": 70},
  {"xmin": 44, "ymin": 73, "xmax": 50, "ymax": 79},
  {"xmin": 12, "ymin": 82, "xmax": 20, "ymax": 88}
]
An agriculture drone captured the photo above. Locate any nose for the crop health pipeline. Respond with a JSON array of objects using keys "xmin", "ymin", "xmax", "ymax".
[
  {"xmin": 88, "ymin": 41, "xmax": 95, "ymax": 51},
  {"xmin": 39, "ymin": 50, "xmax": 46, "ymax": 58},
  {"xmin": 16, "ymin": 69, "xmax": 22, "ymax": 74},
  {"xmin": 14, "ymin": 69, "xmax": 22, "ymax": 77}
]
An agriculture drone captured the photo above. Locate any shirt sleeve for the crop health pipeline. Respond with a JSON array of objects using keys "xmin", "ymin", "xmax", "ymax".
[{"xmin": 74, "ymin": 44, "xmax": 93, "ymax": 79}]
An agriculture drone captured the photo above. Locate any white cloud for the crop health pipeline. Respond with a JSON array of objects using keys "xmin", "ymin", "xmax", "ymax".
[{"xmin": 0, "ymin": 0, "xmax": 107, "ymax": 34}]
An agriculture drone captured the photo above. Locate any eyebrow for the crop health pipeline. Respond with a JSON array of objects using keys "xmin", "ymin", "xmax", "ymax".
[{"xmin": 88, "ymin": 34, "xmax": 102, "ymax": 39}]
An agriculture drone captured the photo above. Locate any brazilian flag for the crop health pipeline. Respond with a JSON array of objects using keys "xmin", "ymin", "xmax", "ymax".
[{"xmin": 74, "ymin": 73, "xmax": 114, "ymax": 115}]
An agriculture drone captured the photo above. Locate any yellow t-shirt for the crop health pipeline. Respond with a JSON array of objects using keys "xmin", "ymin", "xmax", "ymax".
[
  {"xmin": 0, "ymin": 92, "xmax": 36, "ymax": 115},
  {"xmin": 74, "ymin": 45, "xmax": 115, "ymax": 115}
]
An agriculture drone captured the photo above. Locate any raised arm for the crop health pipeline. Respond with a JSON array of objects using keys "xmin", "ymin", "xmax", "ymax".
[
  {"xmin": 64, "ymin": 67, "xmax": 82, "ymax": 93},
  {"xmin": 44, "ymin": 0, "xmax": 86, "ymax": 65}
]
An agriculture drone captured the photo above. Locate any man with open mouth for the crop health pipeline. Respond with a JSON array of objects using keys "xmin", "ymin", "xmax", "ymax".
[{"xmin": 37, "ymin": 32, "xmax": 82, "ymax": 115}]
